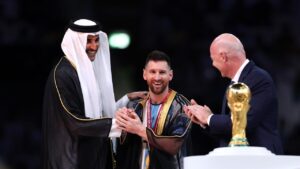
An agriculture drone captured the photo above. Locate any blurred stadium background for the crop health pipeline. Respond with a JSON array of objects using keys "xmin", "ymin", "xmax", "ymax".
[{"xmin": 1, "ymin": 0, "xmax": 300, "ymax": 168}]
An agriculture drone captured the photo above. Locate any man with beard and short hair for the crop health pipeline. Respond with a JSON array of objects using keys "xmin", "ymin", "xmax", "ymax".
[{"xmin": 115, "ymin": 50, "xmax": 192, "ymax": 169}]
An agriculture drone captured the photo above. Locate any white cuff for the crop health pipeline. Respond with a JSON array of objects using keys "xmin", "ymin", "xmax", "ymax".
[
  {"xmin": 109, "ymin": 119, "xmax": 122, "ymax": 137},
  {"xmin": 207, "ymin": 114, "xmax": 213, "ymax": 126},
  {"xmin": 116, "ymin": 95, "xmax": 129, "ymax": 109}
]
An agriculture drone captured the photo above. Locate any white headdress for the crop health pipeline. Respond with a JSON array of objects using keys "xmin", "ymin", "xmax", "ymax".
[{"xmin": 61, "ymin": 19, "xmax": 116, "ymax": 118}]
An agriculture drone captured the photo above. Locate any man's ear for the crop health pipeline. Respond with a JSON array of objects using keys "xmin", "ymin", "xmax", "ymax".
[
  {"xmin": 169, "ymin": 70, "xmax": 173, "ymax": 80},
  {"xmin": 220, "ymin": 51, "xmax": 228, "ymax": 62},
  {"xmin": 143, "ymin": 69, "xmax": 146, "ymax": 80}
]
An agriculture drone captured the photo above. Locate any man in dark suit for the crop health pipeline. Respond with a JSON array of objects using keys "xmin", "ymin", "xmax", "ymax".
[{"xmin": 184, "ymin": 33, "xmax": 283, "ymax": 154}]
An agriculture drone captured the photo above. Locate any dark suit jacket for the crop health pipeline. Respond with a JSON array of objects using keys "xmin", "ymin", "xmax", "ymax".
[{"xmin": 209, "ymin": 61, "xmax": 284, "ymax": 154}]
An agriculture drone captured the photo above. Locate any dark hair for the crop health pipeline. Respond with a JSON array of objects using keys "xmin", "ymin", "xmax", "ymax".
[{"xmin": 145, "ymin": 50, "xmax": 171, "ymax": 68}]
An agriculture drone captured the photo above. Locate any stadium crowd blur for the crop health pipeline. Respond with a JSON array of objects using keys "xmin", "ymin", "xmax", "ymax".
[{"xmin": 1, "ymin": 0, "xmax": 300, "ymax": 168}]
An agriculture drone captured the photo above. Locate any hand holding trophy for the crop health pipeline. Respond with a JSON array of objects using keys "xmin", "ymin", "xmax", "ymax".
[{"xmin": 226, "ymin": 82, "xmax": 251, "ymax": 147}]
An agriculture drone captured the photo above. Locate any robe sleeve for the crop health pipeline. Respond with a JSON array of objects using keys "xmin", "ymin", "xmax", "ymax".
[
  {"xmin": 109, "ymin": 119, "xmax": 122, "ymax": 137},
  {"xmin": 54, "ymin": 66, "xmax": 112, "ymax": 137},
  {"xmin": 116, "ymin": 95, "xmax": 129, "ymax": 109},
  {"xmin": 146, "ymin": 121, "xmax": 192, "ymax": 155},
  {"xmin": 146, "ymin": 96, "xmax": 192, "ymax": 155}
]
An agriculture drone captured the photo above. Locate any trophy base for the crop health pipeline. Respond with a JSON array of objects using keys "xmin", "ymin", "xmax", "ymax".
[
  {"xmin": 228, "ymin": 137, "xmax": 249, "ymax": 147},
  {"xmin": 208, "ymin": 146, "xmax": 275, "ymax": 156}
]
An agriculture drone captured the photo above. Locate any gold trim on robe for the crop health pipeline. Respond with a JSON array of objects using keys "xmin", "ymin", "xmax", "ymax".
[{"xmin": 156, "ymin": 90, "xmax": 176, "ymax": 135}]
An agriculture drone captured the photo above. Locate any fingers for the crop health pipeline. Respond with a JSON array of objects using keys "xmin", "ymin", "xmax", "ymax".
[
  {"xmin": 116, "ymin": 108, "xmax": 127, "ymax": 119},
  {"xmin": 116, "ymin": 107, "xmax": 131, "ymax": 127},
  {"xmin": 190, "ymin": 99, "xmax": 198, "ymax": 105},
  {"xmin": 135, "ymin": 91, "xmax": 147, "ymax": 99},
  {"xmin": 183, "ymin": 105, "xmax": 189, "ymax": 114},
  {"xmin": 116, "ymin": 109, "xmax": 141, "ymax": 134},
  {"xmin": 128, "ymin": 110, "xmax": 138, "ymax": 119},
  {"xmin": 115, "ymin": 107, "xmax": 140, "ymax": 127},
  {"xmin": 184, "ymin": 104, "xmax": 200, "ymax": 118},
  {"xmin": 127, "ymin": 91, "xmax": 148, "ymax": 100},
  {"xmin": 190, "ymin": 114, "xmax": 206, "ymax": 128},
  {"xmin": 204, "ymin": 105, "xmax": 211, "ymax": 112},
  {"xmin": 140, "ymin": 91, "xmax": 148, "ymax": 99},
  {"xmin": 183, "ymin": 105, "xmax": 193, "ymax": 119},
  {"xmin": 116, "ymin": 112, "xmax": 127, "ymax": 127},
  {"xmin": 121, "ymin": 109, "xmax": 134, "ymax": 120}
]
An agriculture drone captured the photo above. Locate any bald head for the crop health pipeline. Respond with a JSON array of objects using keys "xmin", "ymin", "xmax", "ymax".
[
  {"xmin": 209, "ymin": 33, "xmax": 247, "ymax": 79},
  {"xmin": 211, "ymin": 33, "xmax": 245, "ymax": 58}
]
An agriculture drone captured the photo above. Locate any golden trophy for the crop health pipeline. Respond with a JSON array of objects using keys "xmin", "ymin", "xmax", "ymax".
[{"xmin": 226, "ymin": 82, "xmax": 251, "ymax": 147}]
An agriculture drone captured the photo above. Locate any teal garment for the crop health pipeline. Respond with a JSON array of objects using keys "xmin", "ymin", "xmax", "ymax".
[{"xmin": 150, "ymin": 104, "xmax": 160, "ymax": 129}]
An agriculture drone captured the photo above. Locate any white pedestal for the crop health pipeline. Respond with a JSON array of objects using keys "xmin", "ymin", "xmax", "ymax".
[
  {"xmin": 208, "ymin": 146, "xmax": 274, "ymax": 156},
  {"xmin": 184, "ymin": 146, "xmax": 300, "ymax": 169}
]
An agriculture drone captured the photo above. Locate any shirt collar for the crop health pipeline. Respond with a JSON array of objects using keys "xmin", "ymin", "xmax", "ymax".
[{"xmin": 232, "ymin": 59, "xmax": 249, "ymax": 82}]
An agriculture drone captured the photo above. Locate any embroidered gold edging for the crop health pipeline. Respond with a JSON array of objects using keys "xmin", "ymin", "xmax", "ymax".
[
  {"xmin": 139, "ymin": 94, "xmax": 149, "ymax": 123},
  {"xmin": 156, "ymin": 90, "xmax": 176, "ymax": 135},
  {"xmin": 147, "ymin": 120, "xmax": 192, "ymax": 139},
  {"xmin": 110, "ymin": 139, "xmax": 117, "ymax": 169},
  {"xmin": 147, "ymin": 90, "xmax": 192, "ymax": 138},
  {"xmin": 139, "ymin": 94, "xmax": 149, "ymax": 107},
  {"xmin": 53, "ymin": 58, "xmax": 110, "ymax": 121},
  {"xmin": 64, "ymin": 55, "xmax": 77, "ymax": 69}
]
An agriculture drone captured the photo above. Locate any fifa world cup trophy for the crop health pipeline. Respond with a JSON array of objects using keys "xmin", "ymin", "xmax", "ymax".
[{"xmin": 227, "ymin": 82, "xmax": 251, "ymax": 146}]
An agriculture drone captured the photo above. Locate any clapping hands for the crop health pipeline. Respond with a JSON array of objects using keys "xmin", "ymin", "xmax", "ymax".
[
  {"xmin": 183, "ymin": 99, "xmax": 213, "ymax": 128},
  {"xmin": 115, "ymin": 107, "xmax": 148, "ymax": 140}
]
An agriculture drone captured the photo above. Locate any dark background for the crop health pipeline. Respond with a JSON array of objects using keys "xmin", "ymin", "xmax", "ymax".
[{"xmin": 1, "ymin": 0, "xmax": 300, "ymax": 168}]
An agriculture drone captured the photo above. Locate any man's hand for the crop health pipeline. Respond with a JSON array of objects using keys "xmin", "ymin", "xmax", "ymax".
[
  {"xmin": 127, "ymin": 91, "xmax": 148, "ymax": 100},
  {"xmin": 115, "ymin": 107, "xmax": 148, "ymax": 141},
  {"xmin": 183, "ymin": 99, "xmax": 212, "ymax": 128}
]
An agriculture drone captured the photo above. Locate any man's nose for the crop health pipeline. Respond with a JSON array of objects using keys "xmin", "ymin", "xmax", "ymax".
[
  {"xmin": 154, "ymin": 73, "xmax": 161, "ymax": 80},
  {"xmin": 90, "ymin": 42, "xmax": 98, "ymax": 50}
]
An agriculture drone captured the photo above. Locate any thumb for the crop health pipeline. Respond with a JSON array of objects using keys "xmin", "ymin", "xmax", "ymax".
[
  {"xmin": 191, "ymin": 99, "xmax": 198, "ymax": 105},
  {"xmin": 204, "ymin": 105, "xmax": 211, "ymax": 113}
]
